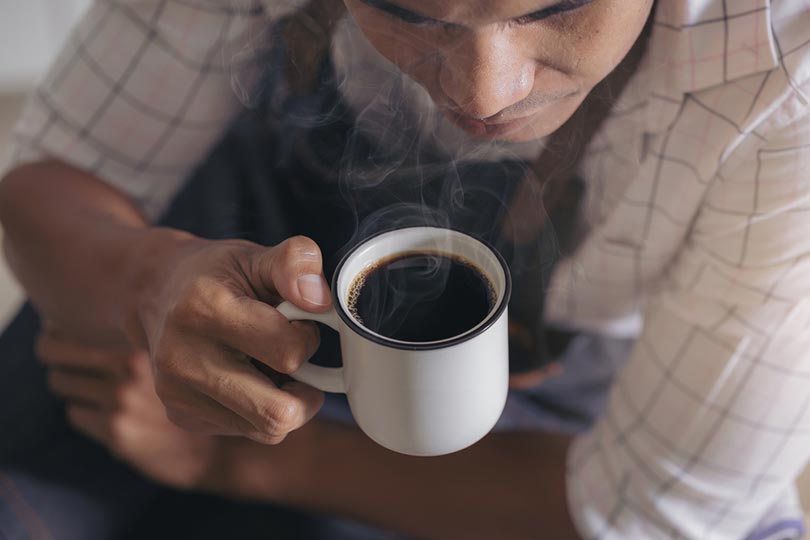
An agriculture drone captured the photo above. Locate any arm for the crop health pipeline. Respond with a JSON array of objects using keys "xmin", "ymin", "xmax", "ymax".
[
  {"xmin": 0, "ymin": 160, "xmax": 172, "ymax": 345},
  {"xmin": 213, "ymin": 422, "xmax": 580, "ymax": 540},
  {"xmin": 0, "ymin": 155, "xmax": 329, "ymax": 442},
  {"xmin": 564, "ymin": 117, "xmax": 810, "ymax": 538},
  {"xmin": 38, "ymin": 320, "xmax": 579, "ymax": 539},
  {"xmin": 0, "ymin": 1, "xmax": 333, "ymax": 445},
  {"xmin": 0, "ymin": 0, "xmax": 264, "ymax": 340}
]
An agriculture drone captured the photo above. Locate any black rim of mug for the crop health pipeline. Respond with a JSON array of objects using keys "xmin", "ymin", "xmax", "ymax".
[{"xmin": 330, "ymin": 226, "xmax": 513, "ymax": 351}]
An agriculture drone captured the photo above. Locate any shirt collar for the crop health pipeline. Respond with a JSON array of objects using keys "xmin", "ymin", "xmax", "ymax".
[{"xmin": 647, "ymin": 0, "xmax": 779, "ymax": 97}]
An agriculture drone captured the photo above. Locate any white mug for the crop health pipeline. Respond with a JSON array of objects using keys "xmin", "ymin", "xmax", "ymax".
[{"xmin": 276, "ymin": 226, "xmax": 511, "ymax": 456}]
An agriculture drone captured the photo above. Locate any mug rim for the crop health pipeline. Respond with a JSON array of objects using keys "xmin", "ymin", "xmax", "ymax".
[{"xmin": 330, "ymin": 226, "xmax": 512, "ymax": 351}]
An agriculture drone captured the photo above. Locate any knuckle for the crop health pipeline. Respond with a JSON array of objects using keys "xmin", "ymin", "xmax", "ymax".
[
  {"xmin": 171, "ymin": 277, "xmax": 231, "ymax": 330},
  {"xmin": 153, "ymin": 350, "xmax": 192, "ymax": 383},
  {"xmin": 276, "ymin": 236, "xmax": 321, "ymax": 271},
  {"xmin": 276, "ymin": 351, "xmax": 302, "ymax": 375},
  {"xmin": 273, "ymin": 340, "xmax": 310, "ymax": 374},
  {"xmin": 282, "ymin": 235, "xmax": 319, "ymax": 258},
  {"xmin": 259, "ymin": 398, "xmax": 300, "ymax": 435}
]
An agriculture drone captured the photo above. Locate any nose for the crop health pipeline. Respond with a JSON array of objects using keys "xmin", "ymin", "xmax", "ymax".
[{"xmin": 438, "ymin": 29, "xmax": 534, "ymax": 120}]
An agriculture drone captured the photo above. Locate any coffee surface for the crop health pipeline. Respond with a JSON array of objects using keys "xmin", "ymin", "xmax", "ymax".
[{"xmin": 348, "ymin": 252, "xmax": 495, "ymax": 342}]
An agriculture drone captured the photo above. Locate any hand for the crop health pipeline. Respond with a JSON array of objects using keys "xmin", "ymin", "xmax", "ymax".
[
  {"xmin": 38, "ymin": 330, "xmax": 219, "ymax": 490},
  {"xmin": 132, "ymin": 234, "xmax": 328, "ymax": 444}
]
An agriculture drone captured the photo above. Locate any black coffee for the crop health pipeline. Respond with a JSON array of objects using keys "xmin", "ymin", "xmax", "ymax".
[{"xmin": 348, "ymin": 251, "xmax": 496, "ymax": 342}]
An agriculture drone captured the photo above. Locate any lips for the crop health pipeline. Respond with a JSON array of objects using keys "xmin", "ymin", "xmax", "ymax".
[{"xmin": 443, "ymin": 109, "xmax": 535, "ymax": 138}]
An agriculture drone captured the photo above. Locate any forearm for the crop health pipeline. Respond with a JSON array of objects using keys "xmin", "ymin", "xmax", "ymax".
[
  {"xmin": 213, "ymin": 422, "xmax": 580, "ymax": 540},
  {"xmin": 0, "ymin": 159, "xmax": 189, "ymax": 345}
]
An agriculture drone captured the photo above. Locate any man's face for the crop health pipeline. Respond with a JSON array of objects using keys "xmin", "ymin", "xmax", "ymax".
[{"xmin": 343, "ymin": 0, "xmax": 654, "ymax": 142}]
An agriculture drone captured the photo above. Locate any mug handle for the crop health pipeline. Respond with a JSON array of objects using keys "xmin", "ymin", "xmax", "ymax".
[{"xmin": 275, "ymin": 301, "xmax": 346, "ymax": 394}]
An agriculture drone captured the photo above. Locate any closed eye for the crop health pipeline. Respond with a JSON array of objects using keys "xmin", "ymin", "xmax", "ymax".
[
  {"xmin": 514, "ymin": 0, "xmax": 594, "ymax": 23},
  {"xmin": 358, "ymin": 0, "xmax": 443, "ymax": 26},
  {"xmin": 359, "ymin": 0, "xmax": 594, "ymax": 27}
]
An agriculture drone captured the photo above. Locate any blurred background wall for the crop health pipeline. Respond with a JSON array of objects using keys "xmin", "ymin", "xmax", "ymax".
[{"xmin": 0, "ymin": 0, "xmax": 91, "ymax": 92}]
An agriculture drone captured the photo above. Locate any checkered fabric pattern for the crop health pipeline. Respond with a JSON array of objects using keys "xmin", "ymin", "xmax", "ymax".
[
  {"xmin": 7, "ymin": 0, "xmax": 304, "ymax": 219},
  {"xmin": 554, "ymin": 1, "xmax": 810, "ymax": 538},
  {"xmin": 4, "ymin": 1, "xmax": 810, "ymax": 538}
]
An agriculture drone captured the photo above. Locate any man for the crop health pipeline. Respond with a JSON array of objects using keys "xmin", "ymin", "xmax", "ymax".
[{"xmin": 1, "ymin": 0, "xmax": 810, "ymax": 538}]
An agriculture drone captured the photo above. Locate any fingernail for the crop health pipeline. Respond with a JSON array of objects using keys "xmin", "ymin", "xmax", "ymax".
[{"xmin": 297, "ymin": 274, "xmax": 330, "ymax": 306}]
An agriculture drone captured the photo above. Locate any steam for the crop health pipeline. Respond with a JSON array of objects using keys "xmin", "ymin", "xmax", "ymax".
[
  {"xmin": 226, "ymin": 3, "xmax": 566, "ymax": 366},
  {"xmin": 348, "ymin": 250, "xmax": 498, "ymax": 342},
  {"xmin": 347, "ymin": 251, "xmax": 454, "ymax": 338}
]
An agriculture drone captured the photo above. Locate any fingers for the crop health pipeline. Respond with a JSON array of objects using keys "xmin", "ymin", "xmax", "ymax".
[
  {"xmin": 154, "ymin": 340, "xmax": 324, "ymax": 444},
  {"xmin": 141, "ymin": 236, "xmax": 332, "ymax": 444},
  {"xmin": 66, "ymin": 404, "xmax": 109, "ymax": 445},
  {"xmin": 180, "ymin": 290, "xmax": 320, "ymax": 373},
  {"xmin": 212, "ymin": 295, "xmax": 322, "ymax": 375},
  {"xmin": 47, "ymin": 364, "xmax": 164, "ymax": 422},
  {"xmin": 36, "ymin": 332, "xmax": 132, "ymax": 378},
  {"xmin": 169, "ymin": 291, "xmax": 323, "ymax": 376},
  {"xmin": 65, "ymin": 404, "xmax": 143, "ymax": 457},
  {"xmin": 201, "ymin": 358, "xmax": 325, "ymax": 437},
  {"xmin": 251, "ymin": 236, "xmax": 332, "ymax": 311},
  {"xmin": 158, "ymin": 385, "xmax": 257, "ymax": 437},
  {"xmin": 48, "ymin": 369, "xmax": 115, "ymax": 409},
  {"xmin": 53, "ymin": 356, "xmax": 290, "ymax": 446},
  {"xmin": 170, "ymin": 270, "xmax": 322, "ymax": 376},
  {"xmin": 170, "ymin": 238, "xmax": 328, "ymax": 375}
]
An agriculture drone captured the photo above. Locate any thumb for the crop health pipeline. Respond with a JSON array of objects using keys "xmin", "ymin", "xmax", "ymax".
[{"xmin": 261, "ymin": 236, "xmax": 332, "ymax": 311}]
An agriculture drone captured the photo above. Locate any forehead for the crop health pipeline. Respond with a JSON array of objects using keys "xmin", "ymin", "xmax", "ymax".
[{"xmin": 389, "ymin": 0, "xmax": 563, "ymax": 23}]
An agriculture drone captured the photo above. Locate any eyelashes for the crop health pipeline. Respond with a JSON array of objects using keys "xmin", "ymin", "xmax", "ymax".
[
  {"xmin": 360, "ymin": 0, "xmax": 434, "ymax": 25},
  {"xmin": 514, "ymin": 0, "xmax": 594, "ymax": 24},
  {"xmin": 368, "ymin": 0, "xmax": 594, "ymax": 29}
]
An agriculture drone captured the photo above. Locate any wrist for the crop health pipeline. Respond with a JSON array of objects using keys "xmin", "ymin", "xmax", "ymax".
[
  {"xmin": 198, "ymin": 437, "xmax": 288, "ymax": 501},
  {"xmin": 272, "ymin": 422, "xmax": 321, "ymax": 503},
  {"xmin": 197, "ymin": 437, "xmax": 242, "ymax": 496},
  {"xmin": 198, "ymin": 424, "xmax": 322, "ymax": 502},
  {"xmin": 121, "ymin": 226, "xmax": 198, "ymax": 348}
]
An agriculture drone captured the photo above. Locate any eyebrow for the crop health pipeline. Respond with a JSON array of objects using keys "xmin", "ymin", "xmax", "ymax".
[{"xmin": 358, "ymin": 0, "xmax": 592, "ymax": 25}]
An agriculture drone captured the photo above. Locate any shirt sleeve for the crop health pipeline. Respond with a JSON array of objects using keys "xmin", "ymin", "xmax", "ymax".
[
  {"xmin": 4, "ymin": 0, "xmax": 273, "ymax": 221},
  {"xmin": 566, "ymin": 110, "xmax": 810, "ymax": 538}
]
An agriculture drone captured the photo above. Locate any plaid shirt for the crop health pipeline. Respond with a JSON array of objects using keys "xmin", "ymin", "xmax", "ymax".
[{"xmin": 5, "ymin": 0, "xmax": 810, "ymax": 538}]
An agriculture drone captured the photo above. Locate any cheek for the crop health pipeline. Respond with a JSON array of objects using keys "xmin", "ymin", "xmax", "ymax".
[
  {"xmin": 365, "ymin": 29, "xmax": 437, "ymax": 77},
  {"xmin": 368, "ymin": 32, "xmax": 442, "ymax": 100},
  {"xmin": 346, "ymin": 5, "xmax": 442, "ymax": 90},
  {"xmin": 513, "ymin": 92, "xmax": 586, "ymax": 141},
  {"xmin": 547, "ymin": 0, "xmax": 654, "ymax": 82},
  {"xmin": 350, "ymin": 10, "xmax": 433, "ymax": 67}
]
